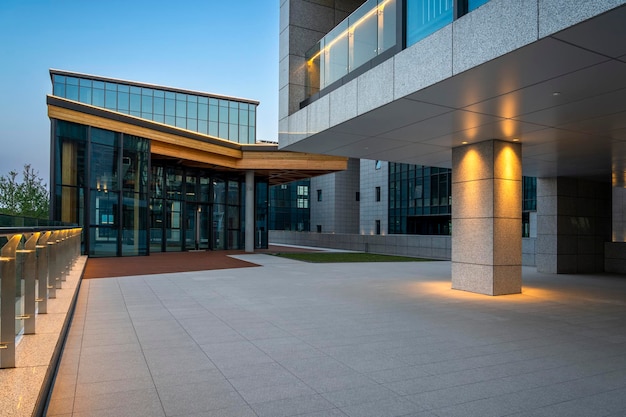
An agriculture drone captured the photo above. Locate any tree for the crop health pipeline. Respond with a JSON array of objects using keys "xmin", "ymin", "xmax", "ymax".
[{"xmin": 0, "ymin": 164, "xmax": 49, "ymax": 219}]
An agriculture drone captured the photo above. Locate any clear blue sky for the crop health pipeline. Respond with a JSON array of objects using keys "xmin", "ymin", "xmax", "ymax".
[{"xmin": 0, "ymin": 0, "xmax": 279, "ymax": 184}]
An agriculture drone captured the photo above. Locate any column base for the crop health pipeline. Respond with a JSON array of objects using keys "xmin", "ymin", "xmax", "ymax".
[{"xmin": 451, "ymin": 262, "xmax": 521, "ymax": 295}]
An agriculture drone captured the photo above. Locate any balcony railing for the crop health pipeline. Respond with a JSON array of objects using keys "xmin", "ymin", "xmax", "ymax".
[
  {"xmin": 303, "ymin": 0, "xmax": 492, "ymax": 103},
  {"xmin": 0, "ymin": 226, "xmax": 82, "ymax": 368},
  {"xmin": 305, "ymin": 0, "xmax": 398, "ymax": 97}
]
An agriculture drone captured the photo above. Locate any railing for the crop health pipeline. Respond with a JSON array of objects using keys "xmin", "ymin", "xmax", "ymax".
[
  {"xmin": 0, "ymin": 226, "xmax": 82, "ymax": 368},
  {"xmin": 303, "ymin": 0, "xmax": 493, "ymax": 102},
  {"xmin": 305, "ymin": 0, "xmax": 398, "ymax": 97}
]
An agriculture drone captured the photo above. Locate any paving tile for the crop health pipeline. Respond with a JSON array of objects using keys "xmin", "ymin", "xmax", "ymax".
[
  {"xmin": 251, "ymin": 393, "xmax": 336, "ymax": 417},
  {"xmin": 340, "ymin": 396, "xmax": 426, "ymax": 417},
  {"xmin": 157, "ymin": 383, "xmax": 245, "ymax": 416},
  {"xmin": 321, "ymin": 384, "xmax": 404, "ymax": 408},
  {"xmin": 236, "ymin": 380, "xmax": 317, "ymax": 404}
]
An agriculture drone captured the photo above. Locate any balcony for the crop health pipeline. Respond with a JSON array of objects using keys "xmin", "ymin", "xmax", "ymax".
[
  {"xmin": 305, "ymin": 0, "xmax": 399, "ymax": 100},
  {"xmin": 302, "ymin": 0, "xmax": 493, "ymax": 104}
]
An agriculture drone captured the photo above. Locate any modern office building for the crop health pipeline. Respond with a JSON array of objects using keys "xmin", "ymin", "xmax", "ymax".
[
  {"xmin": 47, "ymin": 70, "xmax": 347, "ymax": 257},
  {"xmin": 279, "ymin": 0, "xmax": 626, "ymax": 294}
]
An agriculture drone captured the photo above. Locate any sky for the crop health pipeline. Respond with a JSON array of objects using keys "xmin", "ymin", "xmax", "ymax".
[{"xmin": 0, "ymin": 0, "xmax": 279, "ymax": 184}]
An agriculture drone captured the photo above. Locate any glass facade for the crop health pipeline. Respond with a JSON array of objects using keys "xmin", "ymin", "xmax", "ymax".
[
  {"xmin": 305, "ymin": 0, "xmax": 398, "ymax": 96},
  {"xmin": 269, "ymin": 180, "xmax": 311, "ymax": 232},
  {"xmin": 52, "ymin": 73, "xmax": 257, "ymax": 144},
  {"xmin": 303, "ymin": 0, "xmax": 494, "ymax": 101},
  {"xmin": 406, "ymin": 0, "xmax": 453, "ymax": 46},
  {"xmin": 389, "ymin": 163, "xmax": 452, "ymax": 235},
  {"xmin": 389, "ymin": 162, "xmax": 537, "ymax": 236},
  {"xmin": 52, "ymin": 119, "xmax": 267, "ymax": 257}
]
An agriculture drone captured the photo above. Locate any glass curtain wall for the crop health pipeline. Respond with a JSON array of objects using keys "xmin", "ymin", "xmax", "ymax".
[
  {"xmin": 389, "ymin": 163, "xmax": 452, "ymax": 235},
  {"xmin": 389, "ymin": 162, "xmax": 536, "ymax": 236},
  {"xmin": 269, "ymin": 180, "xmax": 311, "ymax": 232},
  {"xmin": 53, "ymin": 120, "xmax": 149, "ymax": 257},
  {"xmin": 52, "ymin": 73, "xmax": 257, "ymax": 144}
]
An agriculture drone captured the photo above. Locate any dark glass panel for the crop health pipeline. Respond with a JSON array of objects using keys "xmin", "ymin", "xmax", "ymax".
[
  {"xmin": 209, "ymin": 105, "xmax": 219, "ymax": 121},
  {"xmin": 208, "ymin": 123, "xmax": 218, "ymax": 137},
  {"xmin": 121, "ymin": 191, "xmax": 148, "ymax": 256},
  {"xmin": 141, "ymin": 94, "xmax": 153, "ymax": 114},
  {"xmin": 165, "ymin": 98, "xmax": 175, "ymax": 116},
  {"xmin": 153, "ymin": 97, "xmax": 165, "ymax": 115},
  {"xmin": 166, "ymin": 200, "xmax": 182, "ymax": 251},
  {"xmin": 53, "ymin": 82, "xmax": 66, "ymax": 97},
  {"xmin": 213, "ymin": 203, "xmax": 225, "ymax": 250},
  {"xmin": 229, "ymin": 124, "xmax": 239, "ymax": 141},
  {"xmin": 122, "ymin": 135, "xmax": 149, "ymax": 194},
  {"xmin": 117, "ymin": 92, "xmax": 128, "ymax": 112},
  {"xmin": 166, "ymin": 167, "xmax": 183, "ymax": 200},
  {"xmin": 219, "ymin": 105, "xmax": 229, "ymax": 123},
  {"xmin": 198, "ymin": 103, "xmax": 208, "ymax": 120},
  {"xmin": 185, "ymin": 174, "xmax": 197, "ymax": 201},
  {"xmin": 66, "ymin": 84, "xmax": 78, "ymax": 101},
  {"xmin": 130, "ymin": 93, "xmax": 141, "ymax": 113},
  {"xmin": 92, "ymin": 88, "xmax": 105, "ymax": 107},
  {"xmin": 90, "ymin": 143, "xmax": 119, "ymax": 191},
  {"xmin": 219, "ymin": 123, "xmax": 228, "ymax": 139},
  {"xmin": 198, "ymin": 120, "xmax": 208, "ymax": 135},
  {"xmin": 239, "ymin": 108, "xmax": 249, "ymax": 125},
  {"xmin": 91, "ymin": 127, "xmax": 119, "ymax": 147},
  {"xmin": 176, "ymin": 98, "xmax": 186, "ymax": 117},
  {"xmin": 150, "ymin": 198, "xmax": 164, "ymax": 252},
  {"xmin": 187, "ymin": 97, "xmax": 198, "ymax": 118}
]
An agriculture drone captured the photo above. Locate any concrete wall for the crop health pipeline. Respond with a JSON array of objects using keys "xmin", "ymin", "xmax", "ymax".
[
  {"xmin": 360, "ymin": 159, "xmax": 388, "ymax": 235},
  {"xmin": 310, "ymin": 158, "xmax": 360, "ymax": 234},
  {"xmin": 270, "ymin": 230, "xmax": 538, "ymax": 266},
  {"xmin": 536, "ymin": 177, "xmax": 611, "ymax": 273}
]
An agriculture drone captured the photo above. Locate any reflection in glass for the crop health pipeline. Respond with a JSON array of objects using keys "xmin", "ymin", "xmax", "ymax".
[
  {"xmin": 52, "ymin": 72, "xmax": 258, "ymax": 144},
  {"xmin": 406, "ymin": 0, "xmax": 453, "ymax": 46},
  {"xmin": 306, "ymin": 0, "xmax": 398, "ymax": 96}
]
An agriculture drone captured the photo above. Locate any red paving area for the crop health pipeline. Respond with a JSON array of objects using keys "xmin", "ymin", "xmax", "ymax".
[{"xmin": 83, "ymin": 245, "xmax": 318, "ymax": 279}]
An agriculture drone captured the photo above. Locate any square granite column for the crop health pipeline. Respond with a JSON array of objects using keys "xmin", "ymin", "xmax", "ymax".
[{"xmin": 451, "ymin": 140, "xmax": 522, "ymax": 295}]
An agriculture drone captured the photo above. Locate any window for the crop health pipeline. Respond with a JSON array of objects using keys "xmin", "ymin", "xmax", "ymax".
[
  {"xmin": 297, "ymin": 198, "xmax": 309, "ymax": 209},
  {"xmin": 316, "ymin": 225, "xmax": 322, "ymax": 233},
  {"xmin": 297, "ymin": 185, "xmax": 308, "ymax": 196},
  {"xmin": 356, "ymin": 191, "xmax": 360, "ymax": 201},
  {"xmin": 317, "ymin": 189, "xmax": 322, "ymax": 201},
  {"xmin": 376, "ymin": 186, "xmax": 381, "ymax": 202},
  {"xmin": 280, "ymin": 184, "xmax": 287, "ymax": 189},
  {"xmin": 375, "ymin": 160, "xmax": 382, "ymax": 170},
  {"xmin": 375, "ymin": 220, "xmax": 381, "ymax": 235}
]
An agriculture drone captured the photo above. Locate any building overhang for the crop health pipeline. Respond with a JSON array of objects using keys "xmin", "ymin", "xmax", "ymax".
[
  {"xmin": 281, "ymin": 3, "xmax": 626, "ymax": 183},
  {"xmin": 48, "ymin": 96, "xmax": 347, "ymax": 185}
]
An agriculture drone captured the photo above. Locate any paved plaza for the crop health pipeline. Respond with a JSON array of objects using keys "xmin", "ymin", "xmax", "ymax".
[{"xmin": 46, "ymin": 254, "xmax": 626, "ymax": 417}]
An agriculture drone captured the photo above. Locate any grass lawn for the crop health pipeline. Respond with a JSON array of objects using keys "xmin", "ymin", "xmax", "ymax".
[{"xmin": 272, "ymin": 252, "xmax": 435, "ymax": 263}]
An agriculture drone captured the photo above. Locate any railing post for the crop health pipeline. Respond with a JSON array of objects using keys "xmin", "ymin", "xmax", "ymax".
[
  {"xmin": 1, "ymin": 234, "xmax": 23, "ymax": 368},
  {"xmin": 17, "ymin": 232, "xmax": 39, "ymax": 334},
  {"xmin": 47, "ymin": 231, "xmax": 59, "ymax": 298},
  {"xmin": 36, "ymin": 231, "xmax": 52, "ymax": 314}
]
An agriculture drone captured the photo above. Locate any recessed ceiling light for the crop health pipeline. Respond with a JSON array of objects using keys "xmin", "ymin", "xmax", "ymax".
[
  {"xmin": 513, "ymin": 138, "xmax": 519, "ymax": 142},
  {"xmin": 462, "ymin": 141, "xmax": 468, "ymax": 145},
  {"xmin": 552, "ymin": 92, "xmax": 561, "ymax": 96}
]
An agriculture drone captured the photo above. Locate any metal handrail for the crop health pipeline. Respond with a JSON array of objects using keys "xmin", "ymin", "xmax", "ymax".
[{"xmin": 0, "ymin": 226, "xmax": 82, "ymax": 368}]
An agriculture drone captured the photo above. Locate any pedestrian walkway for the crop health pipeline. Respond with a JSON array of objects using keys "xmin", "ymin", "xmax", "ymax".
[{"xmin": 46, "ymin": 255, "xmax": 626, "ymax": 416}]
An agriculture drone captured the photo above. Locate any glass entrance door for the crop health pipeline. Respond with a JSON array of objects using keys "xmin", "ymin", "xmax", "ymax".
[{"xmin": 185, "ymin": 204, "xmax": 210, "ymax": 250}]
